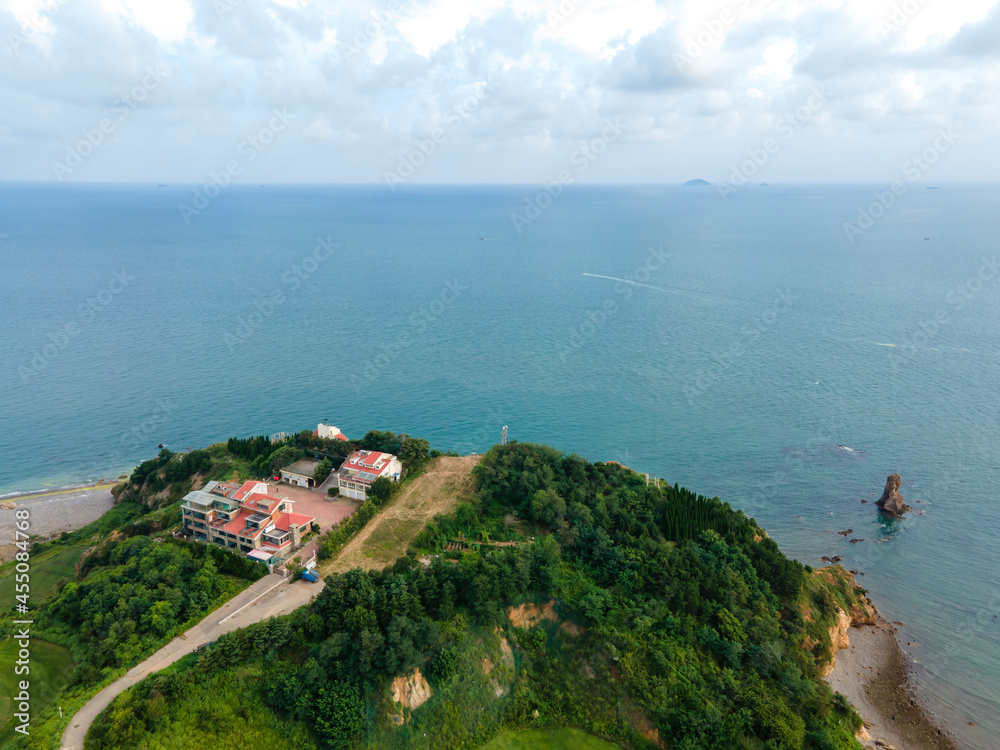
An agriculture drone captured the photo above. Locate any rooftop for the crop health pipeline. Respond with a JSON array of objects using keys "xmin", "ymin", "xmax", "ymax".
[{"xmin": 282, "ymin": 458, "xmax": 321, "ymax": 476}]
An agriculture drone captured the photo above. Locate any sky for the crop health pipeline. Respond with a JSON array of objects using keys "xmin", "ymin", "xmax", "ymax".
[{"xmin": 1, "ymin": 0, "xmax": 998, "ymax": 184}]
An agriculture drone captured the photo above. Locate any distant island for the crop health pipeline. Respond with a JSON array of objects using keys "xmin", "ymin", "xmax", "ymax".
[{"xmin": 683, "ymin": 178, "xmax": 710, "ymax": 186}]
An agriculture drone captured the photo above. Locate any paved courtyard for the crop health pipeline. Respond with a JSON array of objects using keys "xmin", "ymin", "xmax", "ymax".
[{"xmin": 275, "ymin": 482, "xmax": 361, "ymax": 530}]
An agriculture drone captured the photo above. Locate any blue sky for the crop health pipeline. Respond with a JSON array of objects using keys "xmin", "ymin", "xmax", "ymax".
[{"xmin": 1, "ymin": 0, "xmax": 998, "ymax": 183}]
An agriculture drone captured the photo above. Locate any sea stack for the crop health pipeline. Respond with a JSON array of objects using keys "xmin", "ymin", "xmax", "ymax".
[{"xmin": 876, "ymin": 473, "xmax": 911, "ymax": 517}]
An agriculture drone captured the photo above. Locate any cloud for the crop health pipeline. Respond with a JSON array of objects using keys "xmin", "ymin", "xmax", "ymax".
[{"xmin": 0, "ymin": 0, "xmax": 997, "ymax": 182}]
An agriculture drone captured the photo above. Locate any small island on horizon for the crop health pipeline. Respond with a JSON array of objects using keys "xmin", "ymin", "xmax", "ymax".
[{"xmin": 682, "ymin": 178, "xmax": 710, "ymax": 186}]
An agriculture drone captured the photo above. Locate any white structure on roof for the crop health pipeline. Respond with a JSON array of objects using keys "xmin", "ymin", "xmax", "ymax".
[{"xmin": 317, "ymin": 422, "xmax": 348, "ymax": 441}]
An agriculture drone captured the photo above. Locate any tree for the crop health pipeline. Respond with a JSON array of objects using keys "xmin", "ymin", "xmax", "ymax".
[
  {"xmin": 399, "ymin": 438, "xmax": 430, "ymax": 467},
  {"xmin": 312, "ymin": 682, "xmax": 365, "ymax": 749},
  {"xmin": 266, "ymin": 445, "xmax": 304, "ymax": 476},
  {"xmin": 314, "ymin": 458, "xmax": 333, "ymax": 483},
  {"xmin": 530, "ymin": 488, "xmax": 566, "ymax": 525},
  {"xmin": 369, "ymin": 476, "xmax": 394, "ymax": 504}
]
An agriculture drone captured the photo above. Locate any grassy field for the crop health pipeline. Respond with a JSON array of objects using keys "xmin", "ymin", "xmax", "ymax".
[
  {"xmin": 0, "ymin": 542, "xmax": 92, "ymax": 615},
  {"xmin": 480, "ymin": 728, "xmax": 622, "ymax": 750},
  {"xmin": 325, "ymin": 455, "xmax": 480, "ymax": 573},
  {"xmin": 0, "ymin": 639, "xmax": 75, "ymax": 746}
]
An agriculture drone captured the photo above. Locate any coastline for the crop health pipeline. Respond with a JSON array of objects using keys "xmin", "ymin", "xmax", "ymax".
[
  {"xmin": 826, "ymin": 614, "xmax": 964, "ymax": 750},
  {"xmin": 0, "ymin": 479, "xmax": 118, "ymax": 559},
  {"xmin": 0, "ymin": 477, "xmax": 120, "ymax": 503},
  {"xmin": 0, "ymin": 475, "xmax": 977, "ymax": 749}
]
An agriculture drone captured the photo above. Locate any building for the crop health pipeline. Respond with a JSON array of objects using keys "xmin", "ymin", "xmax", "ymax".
[
  {"xmin": 181, "ymin": 480, "xmax": 314, "ymax": 557},
  {"xmin": 280, "ymin": 458, "xmax": 321, "ymax": 488},
  {"xmin": 316, "ymin": 422, "xmax": 348, "ymax": 441},
  {"xmin": 336, "ymin": 450, "xmax": 402, "ymax": 500}
]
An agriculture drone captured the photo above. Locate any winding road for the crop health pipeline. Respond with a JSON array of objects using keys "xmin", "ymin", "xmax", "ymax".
[{"xmin": 59, "ymin": 573, "xmax": 324, "ymax": 749}]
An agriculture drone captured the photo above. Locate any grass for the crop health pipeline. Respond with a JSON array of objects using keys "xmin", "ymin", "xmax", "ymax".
[
  {"xmin": 89, "ymin": 663, "xmax": 318, "ymax": 750},
  {"xmin": 326, "ymin": 455, "xmax": 480, "ymax": 574},
  {"xmin": 479, "ymin": 728, "xmax": 622, "ymax": 750},
  {"xmin": 362, "ymin": 517, "xmax": 428, "ymax": 564},
  {"xmin": 0, "ymin": 542, "xmax": 93, "ymax": 615},
  {"xmin": 0, "ymin": 639, "xmax": 75, "ymax": 747}
]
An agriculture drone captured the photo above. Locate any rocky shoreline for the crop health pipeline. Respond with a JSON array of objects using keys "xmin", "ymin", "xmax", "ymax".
[{"xmin": 826, "ymin": 613, "xmax": 964, "ymax": 750}]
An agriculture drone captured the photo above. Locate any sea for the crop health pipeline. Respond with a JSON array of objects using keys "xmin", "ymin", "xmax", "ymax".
[{"xmin": 1, "ymin": 182, "xmax": 998, "ymax": 747}]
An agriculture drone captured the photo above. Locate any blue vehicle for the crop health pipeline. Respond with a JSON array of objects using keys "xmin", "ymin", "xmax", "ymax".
[{"xmin": 300, "ymin": 570, "xmax": 320, "ymax": 583}]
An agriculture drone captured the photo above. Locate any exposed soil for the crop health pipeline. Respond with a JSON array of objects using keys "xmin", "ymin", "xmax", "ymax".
[{"xmin": 326, "ymin": 455, "xmax": 480, "ymax": 573}]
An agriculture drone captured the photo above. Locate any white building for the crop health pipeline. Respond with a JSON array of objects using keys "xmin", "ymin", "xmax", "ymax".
[
  {"xmin": 336, "ymin": 450, "xmax": 402, "ymax": 500},
  {"xmin": 316, "ymin": 422, "xmax": 348, "ymax": 441}
]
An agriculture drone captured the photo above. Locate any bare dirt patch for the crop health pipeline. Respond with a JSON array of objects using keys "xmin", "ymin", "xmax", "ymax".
[
  {"xmin": 508, "ymin": 600, "xmax": 559, "ymax": 629},
  {"xmin": 388, "ymin": 668, "xmax": 433, "ymax": 725},
  {"xmin": 325, "ymin": 455, "xmax": 480, "ymax": 573}
]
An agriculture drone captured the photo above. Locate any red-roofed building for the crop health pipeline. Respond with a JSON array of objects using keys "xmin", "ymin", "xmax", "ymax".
[
  {"xmin": 335, "ymin": 449, "xmax": 402, "ymax": 500},
  {"xmin": 316, "ymin": 422, "xmax": 348, "ymax": 441},
  {"xmin": 181, "ymin": 480, "xmax": 315, "ymax": 558}
]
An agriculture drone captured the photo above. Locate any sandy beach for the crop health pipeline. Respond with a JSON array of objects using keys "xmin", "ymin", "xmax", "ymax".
[
  {"xmin": 826, "ymin": 617, "xmax": 964, "ymax": 750},
  {"xmin": 0, "ymin": 481, "xmax": 118, "ymax": 558}
]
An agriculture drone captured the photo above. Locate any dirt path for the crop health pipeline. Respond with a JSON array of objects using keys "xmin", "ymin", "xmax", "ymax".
[{"xmin": 324, "ymin": 455, "xmax": 480, "ymax": 573}]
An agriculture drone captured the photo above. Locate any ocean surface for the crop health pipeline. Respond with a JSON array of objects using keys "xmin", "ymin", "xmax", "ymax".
[{"xmin": 1, "ymin": 183, "xmax": 998, "ymax": 747}]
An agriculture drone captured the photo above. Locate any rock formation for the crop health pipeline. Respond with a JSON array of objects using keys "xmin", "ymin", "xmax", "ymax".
[{"xmin": 876, "ymin": 473, "xmax": 911, "ymax": 518}]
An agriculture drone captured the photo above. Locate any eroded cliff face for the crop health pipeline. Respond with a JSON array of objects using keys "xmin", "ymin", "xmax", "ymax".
[
  {"xmin": 808, "ymin": 567, "xmax": 878, "ymax": 677},
  {"xmin": 388, "ymin": 668, "xmax": 433, "ymax": 725},
  {"xmin": 822, "ymin": 609, "xmax": 853, "ymax": 677}
]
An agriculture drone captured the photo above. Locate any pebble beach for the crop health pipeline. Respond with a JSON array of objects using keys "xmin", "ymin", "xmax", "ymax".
[
  {"xmin": 826, "ymin": 617, "xmax": 965, "ymax": 750},
  {"xmin": 0, "ymin": 481, "xmax": 117, "ymax": 558}
]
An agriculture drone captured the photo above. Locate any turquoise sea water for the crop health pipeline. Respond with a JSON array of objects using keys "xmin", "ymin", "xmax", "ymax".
[{"xmin": 1, "ymin": 183, "xmax": 998, "ymax": 747}]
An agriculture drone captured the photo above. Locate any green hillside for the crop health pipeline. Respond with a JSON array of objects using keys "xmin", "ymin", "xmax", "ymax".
[{"xmin": 85, "ymin": 442, "xmax": 866, "ymax": 750}]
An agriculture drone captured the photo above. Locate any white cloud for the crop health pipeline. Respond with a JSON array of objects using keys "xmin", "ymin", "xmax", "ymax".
[{"xmin": 0, "ymin": 0, "xmax": 998, "ymax": 182}]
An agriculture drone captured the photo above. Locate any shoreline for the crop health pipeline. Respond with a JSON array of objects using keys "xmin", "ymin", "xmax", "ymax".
[
  {"xmin": 826, "ymin": 615, "xmax": 965, "ymax": 750},
  {"xmin": 0, "ymin": 477, "xmax": 121, "ymax": 502},
  {"xmin": 0, "ymin": 480, "xmax": 119, "ymax": 557},
  {"xmin": 0, "ymin": 474, "xmax": 980, "ymax": 748}
]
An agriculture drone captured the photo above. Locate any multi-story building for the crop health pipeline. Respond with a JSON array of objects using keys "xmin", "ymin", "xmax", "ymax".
[
  {"xmin": 335, "ymin": 450, "xmax": 402, "ymax": 500},
  {"xmin": 181, "ymin": 480, "xmax": 314, "ymax": 556}
]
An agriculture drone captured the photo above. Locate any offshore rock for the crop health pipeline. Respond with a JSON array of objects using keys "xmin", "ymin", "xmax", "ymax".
[{"xmin": 876, "ymin": 473, "xmax": 911, "ymax": 518}]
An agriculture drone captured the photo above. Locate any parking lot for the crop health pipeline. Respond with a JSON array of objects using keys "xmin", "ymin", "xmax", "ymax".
[{"xmin": 276, "ymin": 482, "xmax": 361, "ymax": 530}]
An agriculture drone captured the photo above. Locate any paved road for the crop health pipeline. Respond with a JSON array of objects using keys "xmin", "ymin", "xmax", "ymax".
[{"xmin": 60, "ymin": 573, "xmax": 324, "ymax": 749}]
